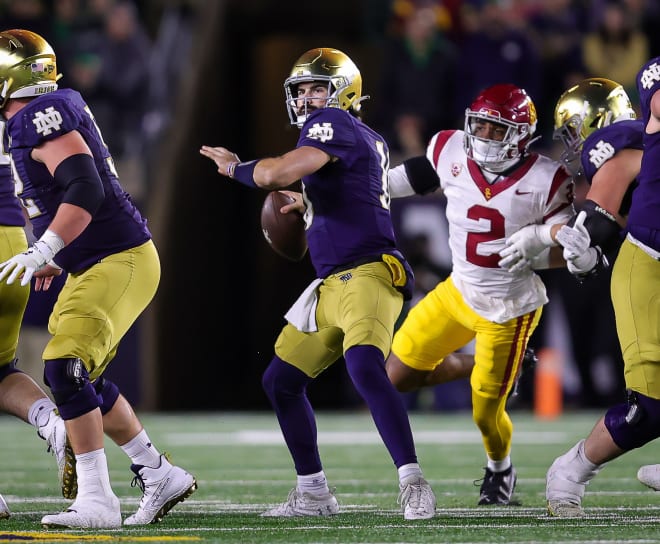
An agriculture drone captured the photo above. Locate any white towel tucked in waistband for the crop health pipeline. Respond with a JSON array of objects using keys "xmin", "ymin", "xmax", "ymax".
[{"xmin": 284, "ymin": 278, "xmax": 323, "ymax": 332}]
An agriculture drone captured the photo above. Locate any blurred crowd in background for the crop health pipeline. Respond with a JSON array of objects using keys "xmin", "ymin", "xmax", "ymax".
[
  {"xmin": 4, "ymin": 0, "xmax": 659, "ymax": 411},
  {"xmin": 0, "ymin": 0, "xmax": 196, "ymax": 204},
  {"xmin": 367, "ymin": 0, "xmax": 660, "ymax": 162}
]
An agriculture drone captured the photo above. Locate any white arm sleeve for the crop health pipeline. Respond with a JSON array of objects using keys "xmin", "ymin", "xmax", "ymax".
[{"xmin": 388, "ymin": 164, "xmax": 416, "ymax": 198}]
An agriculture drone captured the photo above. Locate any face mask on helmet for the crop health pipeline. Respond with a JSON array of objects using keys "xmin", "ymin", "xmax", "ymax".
[
  {"xmin": 284, "ymin": 48, "xmax": 364, "ymax": 128},
  {"xmin": 463, "ymin": 84, "xmax": 537, "ymax": 173},
  {"xmin": 0, "ymin": 29, "xmax": 60, "ymax": 110},
  {"xmin": 553, "ymin": 77, "xmax": 636, "ymax": 175}
]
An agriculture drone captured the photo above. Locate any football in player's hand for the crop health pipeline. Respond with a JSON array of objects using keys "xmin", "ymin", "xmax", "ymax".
[{"xmin": 260, "ymin": 191, "xmax": 308, "ymax": 262}]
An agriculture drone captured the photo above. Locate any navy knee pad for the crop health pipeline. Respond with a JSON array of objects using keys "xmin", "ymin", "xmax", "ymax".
[
  {"xmin": 93, "ymin": 377, "xmax": 120, "ymax": 415},
  {"xmin": 0, "ymin": 358, "xmax": 21, "ymax": 382},
  {"xmin": 44, "ymin": 358, "xmax": 99, "ymax": 420},
  {"xmin": 605, "ymin": 389, "xmax": 660, "ymax": 450}
]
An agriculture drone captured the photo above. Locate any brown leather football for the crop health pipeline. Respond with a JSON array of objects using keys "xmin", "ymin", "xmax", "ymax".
[{"xmin": 260, "ymin": 191, "xmax": 308, "ymax": 261}]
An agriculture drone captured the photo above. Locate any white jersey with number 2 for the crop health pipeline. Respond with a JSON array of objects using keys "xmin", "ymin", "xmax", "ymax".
[{"xmin": 426, "ymin": 129, "xmax": 575, "ymax": 323}]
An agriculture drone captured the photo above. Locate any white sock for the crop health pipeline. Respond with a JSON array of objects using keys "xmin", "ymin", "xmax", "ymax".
[
  {"xmin": 120, "ymin": 429, "xmax": 163, "ymax": 468},
  {"xmin": 487, "ymin": 455, "xmax": 511, "ymax": 473},
  {"xmin": 27, "ymin": 398, "xmax": 58, "ymax": 437},
  {"xmin": 76, "ymin": 449, "xmax": 115, "ymax": 499},
  {"xmin": 398, "ymin": 462, "xmax": 423, "ymax": 484},
  {"xmin": 575, "ymin": 440, "xmax": 602, "ymax": 480},
  {"xmin": 297, "ymin": 471, "xmax": 330, "ymax": 495}
]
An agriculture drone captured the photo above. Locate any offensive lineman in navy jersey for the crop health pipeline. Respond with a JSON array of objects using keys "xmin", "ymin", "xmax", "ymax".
[
  {"xmin": 0, "ymin": 29, "xmax": 196, "ymax": 528},
  {"xmin": 535, "ymin": 74, "xmax": 660, "ymax": 514},
  {"xmin": 201, "ymin": 47, "xmax": 436, "ymax": 519}
]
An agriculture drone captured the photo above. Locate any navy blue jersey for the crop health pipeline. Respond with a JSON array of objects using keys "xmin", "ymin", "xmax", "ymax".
[
  {"xmin": 632, "ymin": 58, "xmax": 660, "ymax": 250},
  {"xmin": 5, "ymin": 89, "xmax": 150, "ymax": 272},
  {"xmin": 580, "ymin": 119, "xmax": 643, "ymax": 216},
  {"xmin": 0, "ymin": 121, "xmax": 25, "ymax": 227},
  {"xmin": 297, "ymin": 107, "xmax": 404, "ymax": 278}
]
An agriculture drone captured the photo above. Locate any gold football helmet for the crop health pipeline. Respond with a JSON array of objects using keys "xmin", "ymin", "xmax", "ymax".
[
  {"xmin": 284, "ymin": 48, "xmax": 363, "ymax": 128},
  {"xmin": 0, "ymin": 29, "xmax": 60, "ymax": 110},
  {"xmin": 553, "ymin": 78, "xmax": 636, "ymax": 171}
]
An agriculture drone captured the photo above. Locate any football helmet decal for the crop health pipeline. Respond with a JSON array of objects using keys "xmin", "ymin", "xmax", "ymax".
[
  {"xmin": 553, "ymin": 78, "xmax": 636, "ymax": 172},
  {"xmin": 0, "ymin": 29, "xmax": 60, "ymax": 110},
  {"xmin": 464, "ymin": 83, "xmax": 537, "ymax": 173},
  {"xmin": 284, "ymin": 48, "xmax": 363, "ymax": 128}
]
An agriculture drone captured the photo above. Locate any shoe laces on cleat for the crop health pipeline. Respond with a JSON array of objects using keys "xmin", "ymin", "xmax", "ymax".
[
  {"xmin": 397, "ymin": 476, "xmax": 436, "ymax": 520},
  {"xmin": 476, "ymin": 466, "xmax": 517, "ymax": 505}
]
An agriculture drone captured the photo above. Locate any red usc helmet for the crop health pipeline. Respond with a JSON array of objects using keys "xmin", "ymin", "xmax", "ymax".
[{"xmin": 464, "ymin": 83, "xmax": 538, "ymax": 172}]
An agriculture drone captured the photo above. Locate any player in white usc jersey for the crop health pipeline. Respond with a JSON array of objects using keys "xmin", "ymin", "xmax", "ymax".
[{"xmin": 386, "ymin": 84, "xmax": 577, "ymax": 505}]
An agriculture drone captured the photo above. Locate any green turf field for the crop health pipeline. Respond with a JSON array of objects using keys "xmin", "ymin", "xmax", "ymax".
[{"xmin": 0, "ymin": 411, "xmax": 658, "ymax": 543}]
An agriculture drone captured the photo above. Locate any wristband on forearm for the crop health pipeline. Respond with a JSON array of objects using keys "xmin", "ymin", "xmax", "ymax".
[
  {"xmin": 229, "ymin": 160, "xmax": 259, "ymax": 188},
  {"xmin": 33, "ymin": 229, "xmax": 65, "ymax": 262}
]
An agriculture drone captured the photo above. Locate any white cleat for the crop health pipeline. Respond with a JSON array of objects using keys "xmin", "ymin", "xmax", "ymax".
[
  {"xmin": 398, "ymin": 476, "xmax": 436, "ymax": 520},
  {"xmin": 123, "ymin": 454, "xmax": 197, "ymax": 525},
  {"xmin": 637, "ymin": 465, "xmax": 660, "ymax": 491},
  {"xmin": 261, "ymin": 488, "xmax": 339, "ymax": 517},
  {"xmin": 545, "ymin": 440, "xmax": 600, "ymax": 518},
  {"xmin": 0, "ymin": 493, "xmax": 10, "ymax": 519},
  {"xmin": 39, "ymin": 410, "xmax": 77, "ymax": 499},
  {"xmin": 41, "ymin": 494, "xmax": 121, "ymax": 528}
]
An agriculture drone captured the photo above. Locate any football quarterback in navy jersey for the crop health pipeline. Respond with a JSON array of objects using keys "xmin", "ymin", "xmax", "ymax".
[
  {"xmin": 0, "ymin": 29, "xmax": 196, "ymax": 528},
  {"xmin": 201, "ymin": 47, "xmax": 436, "ymax": 519}
]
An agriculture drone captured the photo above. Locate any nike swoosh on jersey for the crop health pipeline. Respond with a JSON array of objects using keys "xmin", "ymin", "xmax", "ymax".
[{"xmin": 515, "ymin": 189, "xmax": 532, "ymax": 195}]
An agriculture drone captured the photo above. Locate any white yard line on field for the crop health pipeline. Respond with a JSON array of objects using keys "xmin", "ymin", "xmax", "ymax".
[{"xmin": 163, "ymin": 430, "xmax": 569, "ymax": 446}]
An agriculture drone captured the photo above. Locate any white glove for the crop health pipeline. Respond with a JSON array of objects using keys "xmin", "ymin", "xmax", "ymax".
[
  {"xmin": 0, "ymin": 230, "xmax": 65, "ymax": 286},
  {"xmin": 498, "ymin": 224, "xmax": 555, "ymax": 273},
  {"xmin": 556, "ymin": 211, "xmax": 591, "ymax": 258},
  {"xmin": 565, "ymin": 247, "xmax": 601, "ymax": 275},
  {"xmin": 556, "ymin": 211, "xmax": 603, "ymax": 276}
]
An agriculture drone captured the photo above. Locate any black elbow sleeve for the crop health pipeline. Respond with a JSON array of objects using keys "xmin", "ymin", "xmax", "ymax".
[
  {"xmin": 568, "ymin": 199, "xmax": 623, "ymax": 253},
  {"xmin": 402, "ymin": 156, "xmax": 440, "ymax": 195},
  {"xmin": 53, "ymin": 154, "xmax": 105, "ymax": 215}
]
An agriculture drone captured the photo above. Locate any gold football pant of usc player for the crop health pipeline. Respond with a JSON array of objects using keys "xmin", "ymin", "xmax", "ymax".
[
  {"xmin": 274, "ymin": 260, "xmax": 405, "ymax": 376},
  {"xmin": 611, "ymin": 237, "xmax": 660, "ymax": 400},
  {"xmin": 0, "ymin": 225, "xmax": 29, "ymax": 365},
  {"xmin": 392, "ymin": 276, "xmax": 541, "ymax": 462},
  {"xmin": 43, "ymin": 240, "xmax": 160, "ymax": 381}
]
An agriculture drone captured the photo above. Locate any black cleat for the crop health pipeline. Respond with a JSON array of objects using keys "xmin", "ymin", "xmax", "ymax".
[
  {"xmin": 508, "ymin": 347, "xmax": 537, "ymax": 399},
  {"xmin": 476, "ymin": 466, "xmax": 517, "ymax": 505}
]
